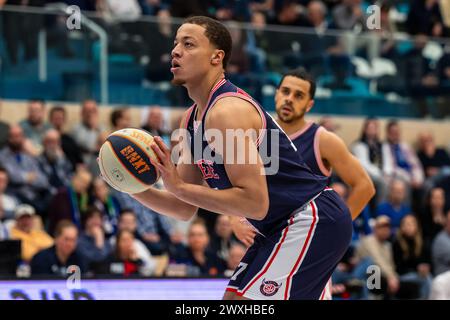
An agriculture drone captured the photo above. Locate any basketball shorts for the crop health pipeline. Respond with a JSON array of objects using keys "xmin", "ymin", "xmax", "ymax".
[{"xmin": 226, "ymin": 189, "xmax": 352, "ymax": 300}]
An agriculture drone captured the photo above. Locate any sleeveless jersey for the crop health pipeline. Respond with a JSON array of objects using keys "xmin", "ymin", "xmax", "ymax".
[
  {"xmin": 185, "ymin": 79, "xmax": 327, "ymax": 234},
  {"xmin": 290, "ymin": 122, "xmax": 332, "ymax": 178}
]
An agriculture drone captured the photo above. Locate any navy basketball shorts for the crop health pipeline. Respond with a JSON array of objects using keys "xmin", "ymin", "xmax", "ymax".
[{"xmin": 226, "ymin": 189, "xmax": 353, "ymax": 300}]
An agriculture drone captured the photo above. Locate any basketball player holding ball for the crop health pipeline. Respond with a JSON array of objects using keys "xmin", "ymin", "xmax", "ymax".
[{"xmin": 130, "ymin": 16, "xmax": 375, "ymax": 300}]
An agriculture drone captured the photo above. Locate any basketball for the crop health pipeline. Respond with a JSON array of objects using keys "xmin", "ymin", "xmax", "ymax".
[{"xmin": 98, "ymin": 128, "xmax": 160, "ymax": 194}]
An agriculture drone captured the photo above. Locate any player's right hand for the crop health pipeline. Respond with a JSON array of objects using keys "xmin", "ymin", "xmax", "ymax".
[{"xmin": 230, "ymin": 216, "xmax": 256, "ymax": 247}]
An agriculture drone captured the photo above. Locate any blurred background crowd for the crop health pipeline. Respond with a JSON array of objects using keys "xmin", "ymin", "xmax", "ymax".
[
  {"xmin": 0, "ymin": 99, "xmax": 449, "ymax": 300},
  {"xmin": 0, "ymin": 0, "xmax": 449, "ymax": 116}
]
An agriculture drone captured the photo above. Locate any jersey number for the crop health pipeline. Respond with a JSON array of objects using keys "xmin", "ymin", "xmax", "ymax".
[{"xmin": 231, "ymin": 262, "xmax": 248, "ymax": 281}]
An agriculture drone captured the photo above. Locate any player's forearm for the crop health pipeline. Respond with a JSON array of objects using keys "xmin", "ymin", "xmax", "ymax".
[
  {"xmin": 346, "ymin": 179, "xmax": 376, "ymax": 220},
  {"xmin": 132, "ymin": 187, "xmax": 198, "ymax": 221},
  {"xmin": 173, "ymin": 182, "xmax": 268, "ymax": 221}
]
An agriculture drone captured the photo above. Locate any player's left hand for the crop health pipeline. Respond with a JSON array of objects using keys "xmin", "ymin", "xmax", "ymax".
[
  {"xmin": 230, "ymin": 216, "xmax": 257, "ymax": 247},
  {"xmin": 151, "ymin": 136, "xmax": 184, "ymax": 195}
]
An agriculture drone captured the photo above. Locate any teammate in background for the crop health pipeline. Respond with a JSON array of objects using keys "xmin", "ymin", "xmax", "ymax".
[
  {"xmin": 232, "ymin": 68, "xmax": 375, "ymax": 246},
  {"xmin": 128, "ymin": 16, "xmax": 375, "ymax": 299}
]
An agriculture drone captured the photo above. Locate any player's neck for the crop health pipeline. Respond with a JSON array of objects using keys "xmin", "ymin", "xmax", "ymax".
[
  {"xmin": 278, "ymin": 117, "xmax": 308, "ymax": 136},
  {"xmin": 186, "ymin": 72, "xmax": 225, "ymax": 119}
]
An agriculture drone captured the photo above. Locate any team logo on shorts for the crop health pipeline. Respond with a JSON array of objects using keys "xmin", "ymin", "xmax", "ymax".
[{"xmin": 260, "ymin": 278, "xmax": 282, "ymax": 297}]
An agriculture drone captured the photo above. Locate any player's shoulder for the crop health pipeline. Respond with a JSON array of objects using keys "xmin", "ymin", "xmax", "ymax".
[
  {"xmin": 318, "ymin": 126, "xmax": 343, "ymax": 144},
  {"xmin": 206, "ymin": 96, "xmax": 261, "ymax": 127},
  {"xmin": 211, "ymin": 95, "xmax": 257, "ymax": 115},
  {"xmin": 318, "ymin": 127, "xmax": 348, "ymax": 155}
]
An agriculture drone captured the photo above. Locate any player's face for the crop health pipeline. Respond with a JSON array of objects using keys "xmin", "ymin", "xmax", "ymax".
[
  {"xmin": 275, "ymin": 76, "xmax": 314, "ymax": 123},
  {"xmin": 171, "ymin": 23, "xmax": 218, "ymax": 86}
]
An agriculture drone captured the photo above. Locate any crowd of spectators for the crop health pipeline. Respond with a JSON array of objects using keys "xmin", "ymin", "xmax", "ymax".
[
  {"xmin": 0, "ymin": 97, "xmax": 448, "ymax": 300},
  {"xmin": 329, "ymin": 117, "xmax": 450, "ymax": 299},
  {"xmin": 0, "ymin": 99, "xmax": 245, "ymax": 281}
]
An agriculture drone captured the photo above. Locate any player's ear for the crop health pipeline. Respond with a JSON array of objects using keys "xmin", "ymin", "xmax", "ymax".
[
  {"xmin": 306, "ymin": 100, "xmax": 314, "ymax": 112},
  {"xmin": 211, "ymin": 50, "xmax": 224, "ymax": 66}
]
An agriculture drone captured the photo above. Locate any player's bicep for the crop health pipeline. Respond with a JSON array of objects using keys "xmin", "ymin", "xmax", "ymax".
[
  {"xmin": 206, "ymin": 99, "xmax": 268, "ymax": 197},
  {"xmin": 321, "ymin": 131, "xmax": 368, "ymax": 186}
]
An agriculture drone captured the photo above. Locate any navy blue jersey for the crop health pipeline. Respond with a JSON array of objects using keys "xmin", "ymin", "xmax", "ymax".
[
  {"xmin": 184, "ymin": 79, "xmax": 328, "ymax": 235},
  {"xmin": 290, "ymin": 123, "xmax": 332, "ymax": 178}
]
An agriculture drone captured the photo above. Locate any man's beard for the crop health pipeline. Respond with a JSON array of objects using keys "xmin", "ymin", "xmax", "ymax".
[{"xmin": 276, "ymin": 107, "xmax": 305, "ymax": 124}]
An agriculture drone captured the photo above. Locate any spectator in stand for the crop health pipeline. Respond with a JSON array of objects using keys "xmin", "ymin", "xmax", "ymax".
[
  {"xmin": 47, "ymin": 168, "xmax": 92, "ymax": 235},
  {"xmin": 0, "ymin": 167, "xmax": 19, "ymax": 222},
  {"xmin": 352, "ymin": 118, "xmax": 386, "ymax": 204},
  {"xmin": 19, "ymin": 99, "xmax": 52, "ymax": 156},
  {"xmin": 10, "ymin": 204, "xmax": 53, "ymax": 263},
  {"xmin": 110, "ymin": 107, "xmax": 132, "ymax": 132},
  {"xmin": 270, "ymin": 0, "xmax": 305, "ymax": 26},
  {"xmin": 144, "ymin": 9, "xmax": 174, "ymax": 83},
  {"xmin": 170, "ymin": 218, "xmax": 226, "ymax": 277},
  {"xmin": 38, "ymin": 129, "xmax": 73, "ymax": 196},
  {"xmin": 99, "ymin": 0, "xmax": 142, "ymax": 21},
  {"xmin": 419, "ymin": 187, "xmax": 447, "ymax": 245},
  {"xmin": 431, "ymin": 210, "xmax": 450, "ymax": 276},
  {"xmin": 407, "ymin": 0, "xmax": 444, "ymax": 37},
  {"xmin": 332, "ymin": 245, "xmax": 373, "ymax": 300},
  {"xmin": 436, "ymin": 51, "xmax": 450, "ymax": 117},
  {"xmin": 0, "ymin": 100, "xmax": 10, "ymax": 149},
  {"xmin": 402, "ymin": 35, "xmax": 440, "ymax": 117},
  {"xmin": 113, "ymin": 190, "xmax": 174, "ymax": 255},
  {"xmin": 226, "ymin": 21, "xmax": 250, "ymax": 75},
  {"xmin": 417, "ymin": 131, "xmax": 450, "ymax": 189},
  {"xmin": 249, "ymin": 0, "xmax": 274, "ymax": 16},
  {"xmin": 141, "ymin": 106, "xmax": 168, "ymax": 138},
  {"xmin": 90, "ymin": 177, "xmax": 121, "ymax": 238},
  {"xmin": 437, "ymin": 51, "xmax": 450, "ymax": 85},
  {"xmin": 375, "ymin": 179, "xmax": 412, "ymax": 231},
  {"xmin": 71, "ymin": 99, "xmax": 105, "ymax": 165},
  {"xmin": 356, "ymin": 215, "xmax": 400, "ymax": 299},
  {"xmin": 209, "ymin": 215, "xmax": 239, "ymax": 262},
  {"xmin": 382, "ymin": 120, "xmax": 424, "ymax": 194},
  {"xmin": 1, "ymin": 0, "xmax": 44, "ymax": 65},
  {"xmin": 331, "ymin": 0, "xmax": 367, "ymax": 31},
  {"xmin": 109, "ymin": 210, "xmax": 157, "ymax": 276},
  {"xmin": 393, "ymin": 215, "xmax": 432, "ymax": 299},
  {"xmin": 95, "ymin": 230, "xmax": 147, "ymax": 277},
  {"xmin": 77, "ymin": 207, "xmax": 113, "ymax": 270},
  {"xmin": 31, "ymin": 220, "xmax": 87, "ymax": 276},
  {"xmin": 223, "ymin": 243, "xmax": 247, "ymax": 278},
  {"xmin": 49, "ymin": 105, "xmax": 83, "ymax": 168},
  {"xmin": 138, "ymin": 0, "xmax": 166, "ymax": 16},
  {"xmin": 0, "ymin": 125, "xmax": 50, "ymax": 215},
  {"xmin": 318, "ymin": 116, "xmax": 340, "ymax": 133}
]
